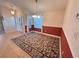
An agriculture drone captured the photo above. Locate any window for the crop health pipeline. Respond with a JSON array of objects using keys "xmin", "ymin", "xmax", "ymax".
[{"xmin": 34, "ymin": 16, "xmax": 43, "ymax": 28}]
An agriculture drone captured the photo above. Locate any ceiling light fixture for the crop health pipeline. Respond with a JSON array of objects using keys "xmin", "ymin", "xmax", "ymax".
[
  {"xmin": 32, "ymin": 0, "xmax": 40, "ymax": 18},
  {"xmin": 38, "ymin": 16, "xmax": 40, "ymax": 18},
  {"xmin": 32, "ymin": 15, "xmax": 37, "ymax": 18},
  {"xmin": 35, "ymin": 0, "xmax": 38, "ymax": 3},
  {"xmin": 32, "ymin": 15, "xmax": 40, "ymax": 18},
  {"xmin": 11, "ymin": 9, "xmax": 15, "ymax": 15}
]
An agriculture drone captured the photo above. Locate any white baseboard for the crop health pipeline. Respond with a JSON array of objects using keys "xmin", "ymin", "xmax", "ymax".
[{"xmin": 33, "ymin": 31, "xmax": 61, "ymax": 38}]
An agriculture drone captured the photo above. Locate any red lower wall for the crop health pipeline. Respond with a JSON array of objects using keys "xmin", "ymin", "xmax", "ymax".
[
  {"xmin": 42, "ymin": 26, "xmax": 73, "ymax": 57},
  {"xmin": 43, "ymin": 26, "xmax": 62, "ymax": 36},
  {"xmin": 25, "ymin": 26, "xmax": 27, "ymax": 32},
  {"xmin": 26, "ymin": 25, "xmax": 41, "ymax": 32},
  {"xmin": 31, "ymin": 25, "xmax": 34, "ymax": 30},
  {"xmin": 61, "ymin": 29, "xmax": 73, "ymax": 58},
  {"xmin": 29, "ymin": 25, "xmax": 34, "ymax": 31},
  {"xmin": 25, "ymin": 26, "xmax": 73, "ymax": 58},
  {"xmin": 34, "ymin": 28, "xmax": 41, "ymax": 32}
]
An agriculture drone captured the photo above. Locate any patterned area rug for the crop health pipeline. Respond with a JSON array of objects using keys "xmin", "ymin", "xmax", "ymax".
[{"xmin": 12, "ymin": 32, "xmax": 60, "ymax": 58}]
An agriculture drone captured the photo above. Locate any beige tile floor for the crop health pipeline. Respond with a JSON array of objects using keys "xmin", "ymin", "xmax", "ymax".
[{"xmin": 0, "ymin": 31, "xmax": 31, "ymax": 58}]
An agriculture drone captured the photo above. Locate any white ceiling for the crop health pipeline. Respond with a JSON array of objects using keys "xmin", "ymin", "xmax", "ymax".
[{"xmin": 0, "ymin": 0, "xmax": 68, "ymax": 15}]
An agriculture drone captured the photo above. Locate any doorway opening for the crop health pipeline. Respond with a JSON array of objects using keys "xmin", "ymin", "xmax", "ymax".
[{"xmin": 27, "ymin": 15, "xmax": 43, "ymax": 32}]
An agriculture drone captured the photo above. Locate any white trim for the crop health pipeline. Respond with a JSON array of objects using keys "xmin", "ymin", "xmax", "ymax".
[
  {"xmin": 59, "ymin": 36, "xmax": 62, "ymax": 58},
  {"xmin": 27, "ymin": 16, "xmax": 30, "ymax": 32},
  {"xmin": 34, "ymin": 31, "xmax": 61, "ymax": 38}
]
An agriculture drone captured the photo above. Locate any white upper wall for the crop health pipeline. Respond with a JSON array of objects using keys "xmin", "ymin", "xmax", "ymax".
[
  {"xmin": 0, "ymin": 5, "xmax": 27, "ymax": 33},
  {"xmin": 0, "ymin": 5, "xmax": 25, "ymax": 17},
  {"xmin": 63, "ymin": 0, "xmax": 79, "ymax": 57},
  {"xmin": 43, "ymin": 10, "xmax": 65, "ymax": 27},
  {"xmin": 0, "ymin": 5, "xmax": 11, "ymax": 17}
]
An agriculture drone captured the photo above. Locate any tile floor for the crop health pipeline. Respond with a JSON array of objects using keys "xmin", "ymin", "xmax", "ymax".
[
  {"xmin": 0, "ymin": 31, "xmax": 31, "ymax": 58},
  {"xmin": 12, "ymin": 32, "xmax": 60, "ymax": 58}
]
